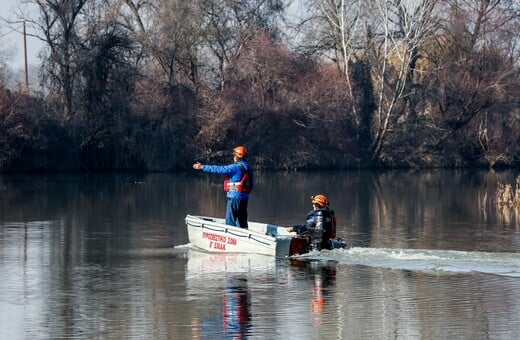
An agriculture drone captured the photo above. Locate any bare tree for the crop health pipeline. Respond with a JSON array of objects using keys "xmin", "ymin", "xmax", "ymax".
[
  {"xmin": 198, "ymin": 0, "xmax": 285, "ymax": 92},
  {"xmin": 308, "ymin": 0, "xmax": 365, "ymax": 107},
  {"xmin": 366, "ymin": 0, "xmax": 439, "ymax": 160},
  {"xmin": 0, "ymin": 48, "xmax": 10, "ymax": 89},
  {"xmin": 296, "ymin": 0, "xmax": 376, "ymax": 158},
  {"xmin": 27, "ymin": 0, "xmax": 89, "ymax": 123},
  {"xmin": 425, "ymin": 0, "xmax": 520, "ymax": 166},
  {"xmin": 150, "ymin": 1, "xmax": 204, "ymax": 89},
  {"xmin": 293, "ymin": 0, "xmax": 439, "ymax": 163}
]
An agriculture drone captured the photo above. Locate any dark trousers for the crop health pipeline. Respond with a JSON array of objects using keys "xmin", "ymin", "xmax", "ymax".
[{"xmin": 226, "ymin": 198, "xmax": 249, "ymax": 229}]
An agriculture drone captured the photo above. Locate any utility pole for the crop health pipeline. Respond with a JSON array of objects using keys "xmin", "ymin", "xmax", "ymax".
[{"xmin": 23, "ymin": 21, "xmax": 29, "ymax": 93}]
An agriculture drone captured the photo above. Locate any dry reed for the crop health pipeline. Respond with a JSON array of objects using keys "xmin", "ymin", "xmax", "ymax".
[{"xmin": 495, "ymin": 175, "xmax": 520, "ymax": 208}]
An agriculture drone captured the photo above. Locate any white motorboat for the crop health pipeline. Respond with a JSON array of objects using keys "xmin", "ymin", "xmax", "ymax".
[
  {"xmin": 185, "ymin": 215, "xmax": 295, "ymax": 257},
  {"xmin": 185, "ymin": 214, "xmax": 347, "ymax": 257}
]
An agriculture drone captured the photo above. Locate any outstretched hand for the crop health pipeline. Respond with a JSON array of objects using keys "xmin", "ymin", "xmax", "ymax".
[{"xmin": 193, "ymin": 162, "xmax": 203, "ymax": 170}]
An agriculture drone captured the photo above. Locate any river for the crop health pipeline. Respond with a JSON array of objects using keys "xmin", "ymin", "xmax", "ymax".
[{"xmin": 1, "ymin": 169, "xmax": 519, "ymax": 339}]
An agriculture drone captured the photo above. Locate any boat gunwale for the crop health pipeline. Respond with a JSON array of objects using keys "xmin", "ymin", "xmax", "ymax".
[{"xmin": 186, "ymin": 215, "xmax": 295, "ymax": 256}]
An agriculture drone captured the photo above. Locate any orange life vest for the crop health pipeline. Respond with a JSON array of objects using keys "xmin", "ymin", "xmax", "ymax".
[{"xmin": 223, "ymin": 163, "xmax": 251, "ymax": 193}]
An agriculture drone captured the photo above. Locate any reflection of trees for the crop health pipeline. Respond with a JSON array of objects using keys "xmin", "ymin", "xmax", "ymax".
[
  {"xmin": 247, "ymin": 169, "xmax": 520, "ymax": 250},
  {"xmin": 340, "ymin": 263, "xmax": 519, "ymax": 339},
  {"xmin": 346, "ymin": 169, "xmax": 520, "ymax": 249},
  {"xmin": 2, "ymin": 170, "xmax": 519, "ymax": 338},
  {"xmin": 496, "ymin": 205, "xmax": 519, "ymax": 229}
]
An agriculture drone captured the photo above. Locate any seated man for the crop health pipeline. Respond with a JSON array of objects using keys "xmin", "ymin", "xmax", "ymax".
[{"xmin": 287, "ymin": 194, "xmax": 337, "ymax": 251}]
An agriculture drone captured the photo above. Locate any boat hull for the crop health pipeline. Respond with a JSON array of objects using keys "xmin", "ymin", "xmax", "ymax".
[{"xmin": 186, "ymin": 215, "xmax": 294, "ymax": 257}]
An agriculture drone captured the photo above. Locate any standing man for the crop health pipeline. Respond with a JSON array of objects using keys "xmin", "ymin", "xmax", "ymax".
[{"xmin": 193, "ymin": 146, "xmax": 254, "ymax": 229}]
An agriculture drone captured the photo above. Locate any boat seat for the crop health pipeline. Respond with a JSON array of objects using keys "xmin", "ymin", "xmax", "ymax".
[{"xmin": 265, "ymin": 224, "xmax": 278, "ymax": 237}]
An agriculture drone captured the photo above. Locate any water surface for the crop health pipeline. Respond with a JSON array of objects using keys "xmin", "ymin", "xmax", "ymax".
[{"xmin": 1, "ymin": 170, "xmax": 519, "ymax": 339}]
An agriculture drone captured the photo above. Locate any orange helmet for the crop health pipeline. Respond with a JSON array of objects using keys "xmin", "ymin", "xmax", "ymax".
[
  {"xmin": 311, "ymin": 194, "xmax": 328, "ymax": 207},
  {"xmin": 233, "ymin": 146, "xmax": 247, "ymax": 158}
]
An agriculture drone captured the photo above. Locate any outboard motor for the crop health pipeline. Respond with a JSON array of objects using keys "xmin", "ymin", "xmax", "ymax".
[
  {"xmin": 307, "ymin": 210, "xmax": 324, "ymax": 251},
  {"xmin": 307, "ymin": 209, "xmax": 335, "ymax": 251}
]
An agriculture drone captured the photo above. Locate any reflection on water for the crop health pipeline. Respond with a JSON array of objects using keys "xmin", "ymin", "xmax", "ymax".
[
  {"xmin": 188, "ymin": 275, "xmax": 251, "ymax": 340},
  {"xmin": 496, "ymin": 204, "xmax": 520, "ymax": 227},
  {"xmin": 223, "ymin": 277, "xmax": 251, "ymax": 338},
  {"xmin": 289, "ymin": 259, "xmax": 337, "ymax": 327},
  {"xmin": 185, "ymin": 251, "xmax": 265, "ymax": 339},
  {"xmin": 184, "ymin": 250, "xmax": 341, "ymax": 339},
  {"xmin": 1, "ymin": 170, "xmax": 520, "ymax": 339}
]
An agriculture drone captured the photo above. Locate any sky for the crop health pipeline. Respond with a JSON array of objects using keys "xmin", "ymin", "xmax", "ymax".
[
  {"xmin": 0, "ymin": 0, "xmax": 304, "ymax": 74},
  {"xmin": 0, "ymin": 0, "xmax": 303, "ymax": 70},
  {"xmin": 0, "ymin": 0, "xmax": 42, "ymax": 71}
]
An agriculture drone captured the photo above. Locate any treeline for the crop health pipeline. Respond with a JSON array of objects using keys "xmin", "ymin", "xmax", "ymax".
[{"xmin": 0, "ymin": 0, "xmax": 518, "ymax": 172}]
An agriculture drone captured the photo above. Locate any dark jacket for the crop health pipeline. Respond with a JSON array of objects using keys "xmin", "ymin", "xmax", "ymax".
[{"xmin": 293, "ymin": 208, "xmax": 336, "ymax": 250}]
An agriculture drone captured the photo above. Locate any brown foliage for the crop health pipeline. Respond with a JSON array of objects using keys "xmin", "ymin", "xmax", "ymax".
[
  {"xmin": 419, "ymin": 29, "xmax": 519, "ymax": 166},
  {"xmin": 2, "ymin": 0, "xmax": 518, "ymax": 172},
  {"xmin": 495, "ymin": 176, "xmax": 520, "ymax": 222},
  {"xmin": 194, "ymin": 32, "xmax": 356, "ymax": 169},
  {"xmin": 0, "ymin": 88, "xmax": 38, "ymax": 170},
  {"xmin": 0, "ymin": 87, "xmax": 73, "ymax": 172}
]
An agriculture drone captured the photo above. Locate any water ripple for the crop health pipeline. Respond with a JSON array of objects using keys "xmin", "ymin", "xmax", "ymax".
[{"xmin": 295, "ymin": 247, "xmax": 520, "ymax": 277}]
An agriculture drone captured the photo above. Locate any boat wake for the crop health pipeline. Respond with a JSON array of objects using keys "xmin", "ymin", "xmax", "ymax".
[{"xmin": 294, "ymin": 247, "xmax": 520, "ymax": 278}]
